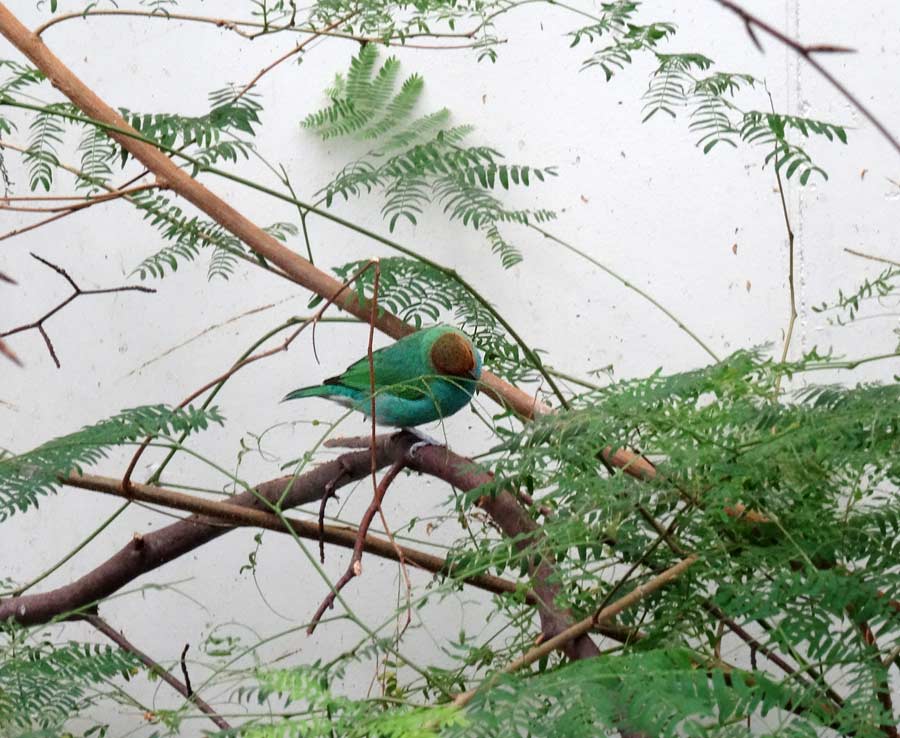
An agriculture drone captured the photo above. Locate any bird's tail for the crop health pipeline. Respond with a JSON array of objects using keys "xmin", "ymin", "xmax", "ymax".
[{"xmin": 281, "ymin": 385, "xmax": 334, "ymax": 402}]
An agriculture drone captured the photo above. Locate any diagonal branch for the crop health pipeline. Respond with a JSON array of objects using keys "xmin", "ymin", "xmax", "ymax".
[
  {"xmin": 453, "ymin": 555, "xmax": 699, "ymax": 708},
  {"xmin": 86, "ymin": 614, "xmax": 231, "ymax": 731},
  {"xmin": 714, "ymin": 0, "xmax": 900, "ymax": 157},
  {"xmin": 0, "ymin": 253, "xmax": 155, "ymax": 367}
]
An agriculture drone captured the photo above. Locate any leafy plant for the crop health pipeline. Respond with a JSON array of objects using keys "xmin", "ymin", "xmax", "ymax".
[
  {"xmin": 305, "ymin": 46, "xmax": 557, "ymax": 268},
  {"xmin": 0, "ymin": 2, "xmax": 897, "ymax": 738},
  {"xmin": 0, "ymin": 628, "xmax": 139, "ymax": 733},
  {"xmin": 0, "ymin": 404, "xmax": 224, "ymax": 520}
]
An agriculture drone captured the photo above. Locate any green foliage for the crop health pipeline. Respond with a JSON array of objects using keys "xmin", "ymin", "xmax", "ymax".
[
  {"xmin": 118, "ymin": 85, "xmax": 262, "ymax": 159},
  {"xmin": 24, "ymin": 102, "xmax": 69, "ymax": 192},
  {"xmin": 461, "ymin": 351, "xmax": 899, "ymax": 736},
  {"xmin": 4, "ymin": 5, "xmax": 896, "ymax": 738},
  {"xmin": 305, "ymin": 47, "xmax": 557, "ymax": 267},
  {"xmin": 0, "ymin": 404, "xmax": 224, "ymax": 520},
  {"xmin": 813, "ymin": 264, "xmax": 900, "ymax": 325},
  {"xmin": 130, "ymin": 185, "xmax": 297, "ymax": 281},
  {"xmin": 322, "ymin": 257, "xmax": 543, "ymax": 383},
  {"xmin": 76, "ymin": 124, "xmax": 116, "ymax": 192},
  {"xmin": 0, "ymin": 60, "xmax": 45, "ymax": 137},
  {"xmin": 456, "ymin": 651, "xmax": 817, "ymax": 738},
  {"xmin": 223, "ymin": 665, "xmax": 465, "ymax": 738},
  {"xmin": 573, "ymin": 3, "xmax": 677, "ymax": 82},
  {"xmin": 576, "ymin": 6, "xmax": 847, "ymax": 183},
  {"xmin": 0, "ymin": 628, "xmax": 139, "ymax": 734}
]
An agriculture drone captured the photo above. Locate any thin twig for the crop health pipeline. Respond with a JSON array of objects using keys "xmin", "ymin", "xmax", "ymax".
[
  {"xmin": 232, "ymin": 12, "xmax": 357, "ymax": 102},
  {"xmin": 769, "ymin": 92, "xmax": 798, "ymax": 391},
  {"xmin": 453, "ymin": 555, "xmax": 699, "ymax": 708},
  {"xmin": 179, "ymin": 643, "xmax": 193, "ymax": 698},
  {"xmin": 532, "ymin": 225, "xmax": 720, "ymax": 362},
  {"xmin": 86, "ymin": 615, "xmax": 230, "ymax": 730},
  {"xmin": 844, "ymin": 247, "xmax": 900, "ymax": 269},
  {"xmin": 362, "ymin": 260, "xmax": 412, "ymax": 631},
  {"xmin": 714, "ymin": 0, "xmax": 900, "ymax": 157},
  {"xmin": 0, "ymin": 253, "xmax": 155, "ymax": 367},
  {"xmin": 33, "ymin": 7, "xmax": 477, "ymax": 43},
  {"xmin": 307, "ymin": 459, "xmax": 408, "ymax": 634}
]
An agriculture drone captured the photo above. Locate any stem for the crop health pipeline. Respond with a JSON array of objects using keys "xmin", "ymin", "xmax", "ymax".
[
  {"xmin": 770, "ymin": 92, "xmax": 798, "ymax": 392},
  {"xmin": 532, "ymin": 225, "xmax": 721, "ymax": 362},
  {"xmin": 844, "ymin": 247, "xmax": 900, "ymax": 269}
]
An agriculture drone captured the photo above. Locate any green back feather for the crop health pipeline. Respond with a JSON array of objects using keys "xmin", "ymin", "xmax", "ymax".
[{"xmin": 323, "ymin": 325, "xmax": 455, "ymax": 399}]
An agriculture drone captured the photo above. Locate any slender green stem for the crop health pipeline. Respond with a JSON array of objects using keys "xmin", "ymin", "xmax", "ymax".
[
  {"xmin": 0, "ymin": 99, "xmax": 566, "ymax": 407},
  {"xmin": 145, "ymin": 317, "xmax": 305, "ymax": 485},
  {"xmin": 795, "ymin": 351, "xmax": 900, "ymax": 372},
  {"xmin": 545, "ymin": 365, "xmax": 604, "ymax": 391},
  {"xmin": 1, "ymin": 501, "xmax": 130, "ymax": 597},
  {"xmin": 844, "ymin": 247, "xmax": 900, "ymax": 269},
  {"xmin": 531, "ymin": 224, "xmax": 721, "ymax": 362}
]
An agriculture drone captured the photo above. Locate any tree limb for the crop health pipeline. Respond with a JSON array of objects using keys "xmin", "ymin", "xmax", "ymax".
[{"xmin": 714, "ymin": 0, "xmax": 900, "ymax": 158}]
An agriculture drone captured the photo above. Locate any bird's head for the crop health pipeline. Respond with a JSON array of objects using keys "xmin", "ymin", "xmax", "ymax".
[{"xmin": 430, "ymin": 332, "xmax": 480, "ymax": 380}]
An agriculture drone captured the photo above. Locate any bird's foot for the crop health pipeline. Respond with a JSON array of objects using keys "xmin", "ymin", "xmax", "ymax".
[{"xmin": 403, "ymin": 427, "xmax": 443, "ymax": 458}]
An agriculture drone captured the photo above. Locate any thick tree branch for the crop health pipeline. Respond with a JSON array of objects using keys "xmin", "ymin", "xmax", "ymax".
[
  {"xmin": 0, "ymin": 441, "xmax": 397, "ymax": 625},
  {"xmin": 63, "ymin": 466, "xmax": 532, "ymax": 607},
  {"xmin": 0, "ymin": 434, "xmax": 638, "ymax": 655},
  {"xmin": 399, "ymin": 441, "xmax": 601, "ymax": 661}
]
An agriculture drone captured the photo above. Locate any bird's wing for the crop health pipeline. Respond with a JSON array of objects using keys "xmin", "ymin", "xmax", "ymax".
[{"xmin": 325, "ymin": 340, "xmax": 430, "ymax": 401}]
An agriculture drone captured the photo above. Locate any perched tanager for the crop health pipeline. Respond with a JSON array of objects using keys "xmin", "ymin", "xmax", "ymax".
[{"xmin": 283, "ymin": 324, "xmax": 482, "ymax": 427}]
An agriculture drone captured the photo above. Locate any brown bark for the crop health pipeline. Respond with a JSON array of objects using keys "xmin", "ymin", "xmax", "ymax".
[
  {"xmin": 0, "ymin": 434, "xmax": 610, "ymax": 663},
  {"xmin": 0, "ymin": 442, "xmax": 395, "ymax": 625}
]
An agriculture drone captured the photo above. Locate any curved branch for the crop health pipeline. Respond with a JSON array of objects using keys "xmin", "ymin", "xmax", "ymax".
[
  {"xmin": 714, "ymin": 0, "xmax": 900, "ymax": 158},
  {"xmin": 0, "ymin": 441, "xmax": 396, "ymax": 626},
  {"xmin": 0, "ymin": 434, "xmax": 638, "ymax": 656}
]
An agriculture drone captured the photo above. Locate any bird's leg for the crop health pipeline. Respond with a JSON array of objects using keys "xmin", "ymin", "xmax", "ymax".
[{"xmin": 403, "ymin": 427, "xmax": 443, "ymax": 457}]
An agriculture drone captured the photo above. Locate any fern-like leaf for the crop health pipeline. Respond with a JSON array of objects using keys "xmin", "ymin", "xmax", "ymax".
[
  {"xmin": 76, "ymin": 124, "xmax": 116, "ymax": 192},
  {"xmin": 0, "ymin": 632, "xmax": 140, "ymax": 733},
  {"xmin": 24, "ymin": 103, "xmax": 67, "ymax": 192},
  {"xmin": 0, "ymin": 405, "xmax": 225, "ymax": 520}
]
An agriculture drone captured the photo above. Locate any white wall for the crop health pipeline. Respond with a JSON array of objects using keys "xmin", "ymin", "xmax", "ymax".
[{"xmin": 1, "ymin": 1, "xmax": 898, "ymax": 733}]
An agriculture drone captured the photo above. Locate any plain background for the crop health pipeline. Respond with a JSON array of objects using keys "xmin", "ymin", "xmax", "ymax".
[{"xmin": 1, "ymin": 1, "xmax": 899, "ymax": 733}]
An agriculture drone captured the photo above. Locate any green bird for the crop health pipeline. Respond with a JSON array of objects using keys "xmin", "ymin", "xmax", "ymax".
[{"xmin": 283, "ymin": 324, "xmax": 482, "ymax": 428}]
